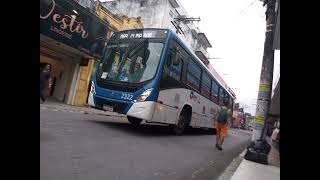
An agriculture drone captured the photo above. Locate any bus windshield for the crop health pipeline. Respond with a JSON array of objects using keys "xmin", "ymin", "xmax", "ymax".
[{"xmin": 97, "ymin": 40, "xmax": 164, "ymax": 84}]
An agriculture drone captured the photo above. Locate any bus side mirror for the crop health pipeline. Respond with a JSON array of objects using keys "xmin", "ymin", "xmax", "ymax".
[{"xmin": 173, "ymin": 50, "xmax": 181, "ymax": 65}]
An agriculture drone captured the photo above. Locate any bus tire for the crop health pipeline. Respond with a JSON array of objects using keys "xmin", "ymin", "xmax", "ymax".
[
  {"xmin": 173, "ymin": 110, "xmax": 188, "ymax": 135},
  {"xmin": 127, "ymin": 116, "xmax": 142, "ymax": 126}
]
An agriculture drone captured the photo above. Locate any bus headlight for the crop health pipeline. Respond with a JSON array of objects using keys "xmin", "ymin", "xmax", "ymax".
[
  {"xmin": 135, "ymin": 88, "xmax": 154, "ymax": 102},
  {"xmin": 90, "ymin": 81, "xmax": 95, "ymax": 94}
]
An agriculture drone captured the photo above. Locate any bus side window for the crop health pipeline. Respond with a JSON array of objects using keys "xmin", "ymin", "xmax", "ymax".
[
  {"xmin": 161, "ymin": 41, "xmax": 183, "ymax": 89},
  {"xmin": 224, "ymin": 94, "xmax": 230, "ymax": 107},
  {"xmin": 170, "ymin": 48, "xmax": 183, "ymax": 81},
  {"xmin": 201, "ymin": 72, "xmax": 211, "ymax": 99},
  {"xmin": 163, "ymin": 41, "xmax": 183, "ymax": 81},
  {"xmin": 186, "ymin": 59, "xmax": 201, "ymax": 91},
  {"xmin": 171, "ymin": 59, "xmax": 183, "ymax": 81},
  {"xmin": 211, "ymin": 80, "xmax": 219, "ymax": 104},
  {"xmin": 180, "ymin": 52, "xmax": 189, "ymax": 83},
  {"xmin": 229, "ymin": 98, "xmax": 233, "ymax": 111},
  {"xmin": 164, "ymin": 50, "xmax": 173, "ymax": 75},
  {"xmin": 218, "ymin": 87, "xmax": 225, "ymax": 105}
]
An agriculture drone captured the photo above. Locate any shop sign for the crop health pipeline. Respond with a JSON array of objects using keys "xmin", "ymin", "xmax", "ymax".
[{"xmin": 40, "ymin": 0, "xmax": 108, "ymax": 58}]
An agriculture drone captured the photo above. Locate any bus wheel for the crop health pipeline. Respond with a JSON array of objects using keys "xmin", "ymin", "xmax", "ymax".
[
  {"xmin": 173, "ymin": 110, "xmax": 187, "ymax": 135},
  {"xmin": 127, "ymin": 116, "xmax": 142, "ymax": 126}
]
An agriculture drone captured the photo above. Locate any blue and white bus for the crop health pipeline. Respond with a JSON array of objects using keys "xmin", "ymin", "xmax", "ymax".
[{"xmin": 88, "ymin": 28, "xmax": 235, "ymax": 134}]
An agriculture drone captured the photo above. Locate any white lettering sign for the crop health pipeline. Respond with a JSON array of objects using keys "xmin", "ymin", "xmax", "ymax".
[
  {"xmin": 135, "ymin": 33, "xmax": 142, "ymax": 38},
  {"xmin": 120, "ymin": 34, "xmax": 128, "ymax": 39},
  {"xmin": 143, "ymin": 32, "xmax": 153, "ymax": 38}
]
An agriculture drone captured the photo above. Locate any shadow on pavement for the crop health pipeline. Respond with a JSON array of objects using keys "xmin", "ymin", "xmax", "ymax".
[{"xmin": 89, "ymin": 120, "xmax": 216, "ymax": 137}]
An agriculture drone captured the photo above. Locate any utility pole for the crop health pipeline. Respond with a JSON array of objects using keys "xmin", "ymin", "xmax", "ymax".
[{"xmin": 252, "ymin": 0, "xmax": 277, "ymax": 141}]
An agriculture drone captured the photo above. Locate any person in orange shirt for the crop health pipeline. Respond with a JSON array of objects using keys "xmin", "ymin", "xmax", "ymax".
[{"xmin": 214, "ymin": 102, "xmax": 232, "ymax": 150}]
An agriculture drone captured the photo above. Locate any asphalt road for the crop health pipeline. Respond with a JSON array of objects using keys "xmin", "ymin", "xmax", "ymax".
[{"xmin": 40, "ymin": 108, "xmax": 251, "ymax": 180}]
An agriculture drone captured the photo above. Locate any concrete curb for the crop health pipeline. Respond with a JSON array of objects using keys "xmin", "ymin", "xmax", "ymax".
[
  {"xmin": 217, "ymin": 150, "xmax": 246, "ymax": 180},
  {"xmin": 40, "ymin": 103, "xmax": 125, "ymax": 117}
]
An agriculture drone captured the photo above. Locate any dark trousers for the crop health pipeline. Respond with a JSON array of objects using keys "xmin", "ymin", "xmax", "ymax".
[{"xmin": 40, "ymin": 83, "xmax": 47, "ymax": 101}]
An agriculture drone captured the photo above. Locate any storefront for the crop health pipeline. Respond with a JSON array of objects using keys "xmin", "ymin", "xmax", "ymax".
[{"xmin": 40, "ymin": 0, "xmax": 108, "ymax": 105}]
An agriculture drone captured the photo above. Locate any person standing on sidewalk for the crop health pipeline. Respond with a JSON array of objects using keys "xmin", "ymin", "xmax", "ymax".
[
  {"xmin": 40, "ymin": 64, "xmax": 51, "ymax": 103},
  {"xmin": 215, "ymin": 102, "xmax": 232, "ymax": 150}
]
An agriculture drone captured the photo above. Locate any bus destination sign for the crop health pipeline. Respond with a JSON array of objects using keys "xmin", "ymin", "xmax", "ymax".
[{"xmin": 117, "ymin": 30, "xmax": 168, "ymax": 40}]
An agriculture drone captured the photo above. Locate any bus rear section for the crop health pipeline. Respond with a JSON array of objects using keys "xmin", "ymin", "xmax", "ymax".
[{"xmin": 145, "ymin": 30, "xmax": 235, "ymax": 134}]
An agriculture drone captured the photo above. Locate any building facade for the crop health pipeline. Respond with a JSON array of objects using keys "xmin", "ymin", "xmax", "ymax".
[
  {"xmin": 95, "ymin": 0, "xmax": 143, "ymax": 36},
  {"xmin": 74, "ymin": 0, "xmax": 95, "ymax": 12},
  {"xmin": 40, "ymin": 0, "xmax": 108, "ymax": 105},
  {"xmin": 101, "ymin": 0, "xmax": 212, "ymax": 65}
]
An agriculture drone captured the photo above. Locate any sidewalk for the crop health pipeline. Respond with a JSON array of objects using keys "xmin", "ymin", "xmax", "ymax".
[
  {"xmin": 229, "ymin": 128, "xmax": 253, "ymax": 137},
  {"xmin": 218, "ymin": 140, "xmax": 280, "ymax": 180},
  {"xmin": 40, "ymin": 100, "xmax": 125, "ymax": 117}
]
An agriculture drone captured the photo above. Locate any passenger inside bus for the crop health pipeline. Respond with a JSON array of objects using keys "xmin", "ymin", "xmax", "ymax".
[
  {"xmin": 129, "ymin": 56, "xmax": 146, "ymax": 83},
  {"xmin": 107, "ymin": 52, "xmax": 121, "ymax": 79},
  {"xmin": 118, "ymin": 68, "xmax": 129, "ymax": 81},
  {"xmin": 128, "ymin": 48, "xmax": 149, "ymax": 83}
]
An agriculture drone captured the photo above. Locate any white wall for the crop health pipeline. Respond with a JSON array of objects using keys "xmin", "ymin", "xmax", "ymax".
[
  {"xmin": 67, "ymin": 63, "xmax": 81, "ymax": 105},
  {"xmin": 53, "ymin": 60, "xmax": 74, "ymax": 102}
]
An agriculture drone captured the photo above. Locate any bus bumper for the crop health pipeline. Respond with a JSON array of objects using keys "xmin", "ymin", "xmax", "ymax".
[
  {"xmin": 92, "ymin": 94, "xmax": 132, "ymax": 114},
  {"xmin": 127, "ymin": 101, "xmax": 156, "ymax": 121},
  {"xmin": 88, "ymin": 91, "xmax": 95, "ymax": 107},
  {"xmin": 91, "ymin": 93, "xmax": 156, "ymax": 120}
]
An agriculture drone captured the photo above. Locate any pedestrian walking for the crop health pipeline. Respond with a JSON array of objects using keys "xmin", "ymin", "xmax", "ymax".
[
  {"xmin": 214, "ymin": 102, "xmax": 232, "ymax": 150},
  {"xmin": 40, "ymin": 64, "xmax": 51, "ymax": 103}
]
